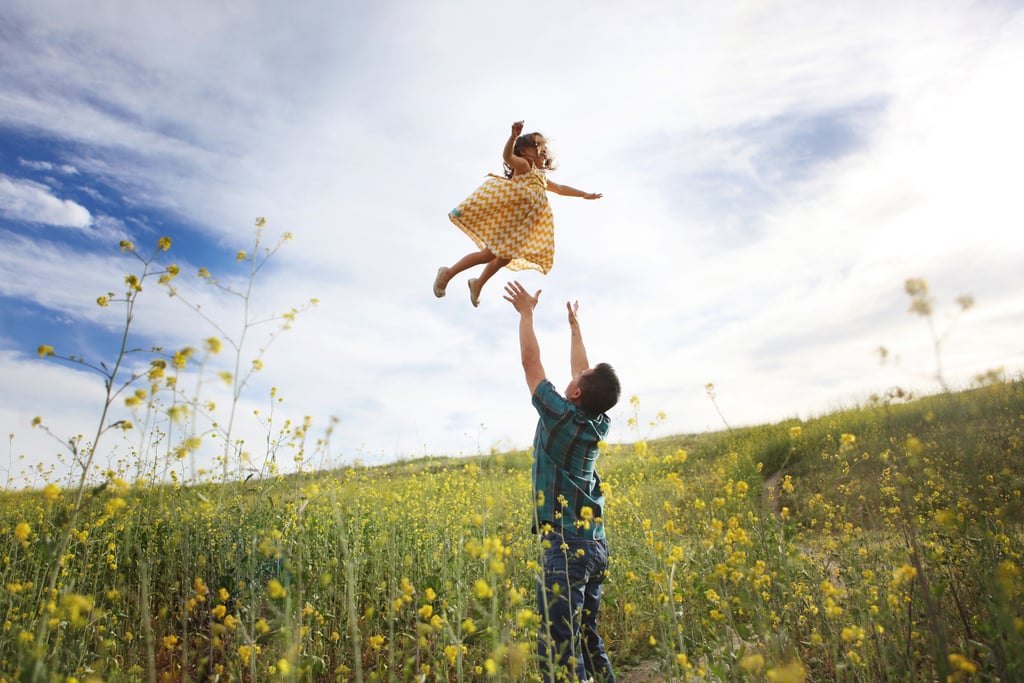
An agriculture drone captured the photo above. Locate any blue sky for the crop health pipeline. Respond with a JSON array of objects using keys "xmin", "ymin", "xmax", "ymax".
[{"xmin": 2, "ymin": 0, "xmax": 1023, "ymax": 487}]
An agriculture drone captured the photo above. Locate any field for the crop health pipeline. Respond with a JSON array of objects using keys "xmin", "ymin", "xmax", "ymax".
[
  {"xmin": 3, "ymin": 379, "xmax": 1023, "ymax": 682},
  {"xmin": 3, "ymin": 234, "xmax": 1022, "ymax": 681}
]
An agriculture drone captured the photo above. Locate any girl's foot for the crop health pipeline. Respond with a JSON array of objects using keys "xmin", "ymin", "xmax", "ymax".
[
  {"xmin": 468, "ymin": 278, "xmax": 480, "ymax": 308},
  {"xmin": 433, "ymin": 267, "xmax": 449, "ymax": 298}
]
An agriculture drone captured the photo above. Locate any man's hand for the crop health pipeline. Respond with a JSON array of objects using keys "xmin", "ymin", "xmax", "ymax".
[
  {"xmin": 504, "ymin": 280, "xmax": 541, "ymax": 316},
  {"xmin": 567, "ymin": 300, "xmax": 580, "ymax": 329},
  {"xmin": 567, "ymin": 299, "xmax": 589, "ymax": 376},
  {"xmin": 505, "ymin": 280, "xmax": 546, "ymax": 393}
]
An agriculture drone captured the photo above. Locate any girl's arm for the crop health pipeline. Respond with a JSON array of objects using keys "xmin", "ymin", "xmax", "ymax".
[
  {"xmin": 503, "ymin": 121, "xmax": 531, "ymax": 176},
  {"xmin": 546, "ymin": 179, "xmax": 602, "ymax": 200}
]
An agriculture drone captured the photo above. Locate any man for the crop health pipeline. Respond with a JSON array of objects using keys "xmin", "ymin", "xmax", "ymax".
[{"xmin": 503, "ymin": 280, "xmax": 621, "ymax": 683}]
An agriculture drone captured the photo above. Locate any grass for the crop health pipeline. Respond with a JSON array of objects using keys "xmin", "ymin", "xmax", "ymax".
[
  {"xmin": 3, "ymin": 231, "xmax": 1021, "ymax": 681},
  {"xmin": 2, "ymin": 379, "xmax": 1022, "ymax": 681}
]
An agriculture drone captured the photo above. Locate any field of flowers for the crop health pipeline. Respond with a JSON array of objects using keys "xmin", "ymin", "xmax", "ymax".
[
  {"xmin": 3, "ymin": 379, "xmax": 1023, "ymax": 682},
  {"xmin": 2, "ymin": 232, "xmax": 1021, "ymax": 681}
]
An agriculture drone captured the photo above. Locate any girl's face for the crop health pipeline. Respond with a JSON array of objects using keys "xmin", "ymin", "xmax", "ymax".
[{"xmin": 521, "ymin": 137, "xmax": 549, "ymax": 166}]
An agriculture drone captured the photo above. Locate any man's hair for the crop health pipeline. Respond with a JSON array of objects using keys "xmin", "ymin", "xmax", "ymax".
[{"xmin": 578, "ymin": 363, "xmax": 621, "ymax": 416}]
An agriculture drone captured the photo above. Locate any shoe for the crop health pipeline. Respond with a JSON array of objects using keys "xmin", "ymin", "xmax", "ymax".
[
  {"xmin": 433, "ymin": 267, "xmax": 448, "ymax": 298},
  {"xmin": 468, "ymin": 278, "xmax": 480, "ymax": 308}
]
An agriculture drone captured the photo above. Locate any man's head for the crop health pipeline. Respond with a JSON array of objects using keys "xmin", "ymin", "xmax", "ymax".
[{"xmin": 567, "ymin": 363, "xmax": 621, "ymax": 416}]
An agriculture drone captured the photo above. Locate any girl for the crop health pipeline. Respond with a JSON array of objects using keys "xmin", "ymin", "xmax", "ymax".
[{"xmin": 433, "ymin": 120, "xmax": 602, "ymax": 307}]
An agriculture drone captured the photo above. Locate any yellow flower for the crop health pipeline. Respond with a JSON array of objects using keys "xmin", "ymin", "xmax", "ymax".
[
  {"xmin": 37, "ymin": 345, "xmax": 54, "ymax": 358},
  {"xmin": 268, "ymin": 579, "xmax": 287, "ymax": 599},
  {"xmin": 740, "ymin": 653, "xmax": 765, "ymax": 673},
  {"xmin": 43, "ymin": 483, "xmax": 60, "ymax": 501},
  {"xmin": 473, "ymin": 579, "xmax": 493, "ymax": 600},
  {"xmin": 948, "ymin": 653, "xmax": 977, "ymax": 674},
  {"xmin": 158, "ymin": 236, "xmax": 172, "ymax": 251},
  {"xmin": 205, "ymin": 337, "xmax": 222, "ymax": 354},
  {"xmin": 789, "ymin": 426, "xmax": 802, "ymax": 438},
  {"xmin": 163, "ymin": 635, "xmax": 179, "ymax": 650},
  {"xmin": 14, "ymin": 522, "xmax": 31, "ymax": 542},
  {"xmin": 119, "ymin": 239, "xmax": 135, "ymax": 253},
  {"xmin": 236, "ymin": 250, "xmax": 248, "ymax": 262},
  {"xmin": 368, "ymin": 634, "xmax": 385, "ymax": 651},
  {"xmin": 96, "ymin": 295, "xmax": 110, "ymax": 307},
  {"xmin": 767, "ymin": 659, "xmax": 806, "ymax": 683}
]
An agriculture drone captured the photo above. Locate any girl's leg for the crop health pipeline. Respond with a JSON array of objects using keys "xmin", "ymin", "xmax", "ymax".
[
  {"xmin": 434, "ymin": 248, "xmax": 495, "ymax": 296},
  {"xmin": 467, "ymin": 256, "xmax": 511, "ymax": 307},
  {"xmin": 469, "ymin": 256, "xmax": 511, "ymax": 299}
]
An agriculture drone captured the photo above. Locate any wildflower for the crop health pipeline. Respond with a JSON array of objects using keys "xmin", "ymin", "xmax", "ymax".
[
  {"xmin": 37, "ymin": 345, "xmax": 54, "ymax": 358},
  {"xmin": 368, "ymin": 634, "xmax": 385, "ymax": 650},
  {"xmin": 236, "ymin": 250, "xmax": 248, "ymax": 262},
  {"xmin": 97, "ymin": 295, "xmax": 109, "ymax": 307},
  {"xmin": 767, "ymin": 659, "xmax": 807, "ymax": 683},
  {"xmin": 948, "ymin": 653, "xmax": 977, "ymax": 674},
  {"xmin": 474, "ymin": 579, "xmax": 493, "ymax": 600},
  {"xmin": 163, "ymin": 635, "xmax": 178, "ymax": 650},
  {"xmin": 740, "ymin": 653, "xmax": 765, "ymax": 673},
  {"xmin": 268, "ymin": 579, "xmax": 287, "ymax": 599},
  {"xmin": 789, "ymin": 426, "xmax": 802, "ymax": 438},
  {"xmin": 206, "ymin": 337, "xmax": 222, "ymax": 354},
  {"xmin": 444, "ymin": 645, "xmax": 463, "ymax": 666},
  {"xmin": 43, "ymin": 483, "xmax": 60, "ymax": 501},
  {"xmin": 157, "ymin": 236, "xmax": 172, "ymax": 251},
  {"xmin": 14, "ymin": 522, "xmax": 30, "ymax": 542},
  {"xmin": 238, "ymin": 645, "xmax": 254, "ymax": 665},
  {"xmin": 277, "ymin": 659, "xmax": 290, "ymax": 675},
  {"xmin": 252, "ymin": 359, "xmax": 264, "ymax": 371},
  {"xmin": 255, "ymin": 216, "xmax": 266, "ymax": 227},
  {"xmin": 124, "ymin": 273, "xmax": 142, "ymax": 292},
  {"xmin": 119, "ymin": 240, "xmax": 135, "ymax": 253},
  {"xmin": 461, "ymin": 618, "xmax": 476, "ymax": 635},
  {"xmin": 995, "ymin": 560, "xmax": 1021, "ymax": 597}
]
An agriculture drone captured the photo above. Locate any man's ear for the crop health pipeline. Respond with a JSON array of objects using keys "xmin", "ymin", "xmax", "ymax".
[{"xmin": 568, "ymin": 385, "xmax": 583, "ymax": 403}]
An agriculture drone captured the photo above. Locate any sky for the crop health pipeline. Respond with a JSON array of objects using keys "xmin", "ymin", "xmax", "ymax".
[{"xmin": 2, "ymin": 0, "xmax": 1023, "ymax": 488}]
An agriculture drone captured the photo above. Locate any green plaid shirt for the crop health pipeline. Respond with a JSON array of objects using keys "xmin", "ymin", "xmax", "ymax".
[{"xmin": 530, "ymin": 379, "xmax": 610, "ymax": 540}]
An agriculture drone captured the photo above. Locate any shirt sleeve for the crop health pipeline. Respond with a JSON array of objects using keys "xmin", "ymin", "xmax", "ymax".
[{"xmin": 532, "ymin": 379, "xmax": 572, "ymax": 426}]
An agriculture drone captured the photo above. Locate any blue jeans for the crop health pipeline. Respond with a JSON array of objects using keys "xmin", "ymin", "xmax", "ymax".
[{"xmin": 537, "ymin": 529, "xmax": 615, "ymax": 682}]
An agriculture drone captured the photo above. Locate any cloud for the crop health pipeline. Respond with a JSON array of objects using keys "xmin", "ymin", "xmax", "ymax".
[
  {"xmin": 0, "ymin": 175, "xmax": 92, "ymax": 228},
  {"xmin": 19, "ymin": 158, "xmax": 79, "ymax": 175},
  {"xmin": 1, "ymin": 0, "xmax": 1023, "ymax": 485}
]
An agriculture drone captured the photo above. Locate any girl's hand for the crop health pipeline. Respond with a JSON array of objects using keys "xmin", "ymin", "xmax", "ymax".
[
  {"xmin": 511, "ymin": 120, "xmax": 525, "ymax": 137},
  {"xmin": 583, "ymin": 192, "xmax": 603, "ymax": 200}
]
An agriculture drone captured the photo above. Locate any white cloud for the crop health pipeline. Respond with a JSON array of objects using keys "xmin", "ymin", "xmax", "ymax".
[
  {"xmin": 0, "ymin": 175, "xmax": 91, "ymax": 228},
  {"xmin": 1, "ymin": 0, "xmax": 1023, "ymax": 483},
  {"xmin": 19, "ymin": 158, "xmax": 78, "ymax": 174}
]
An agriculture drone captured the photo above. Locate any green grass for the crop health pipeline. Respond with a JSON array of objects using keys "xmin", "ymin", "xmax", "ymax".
[{"xmin": 2, "ymin": 379, "xmax": 1022, "ymax": 682}]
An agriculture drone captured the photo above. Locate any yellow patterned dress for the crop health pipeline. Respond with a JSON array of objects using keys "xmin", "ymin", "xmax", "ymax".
[{"xmin": 448, "ymin": 167, "xmax": 555, "ymax": 273}]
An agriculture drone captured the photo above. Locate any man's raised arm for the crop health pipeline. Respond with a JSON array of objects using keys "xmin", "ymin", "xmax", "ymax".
[
  {"xmin": 567, "ymin": 300, "xmax": 590, "ymax": 377},
  {"xmin": 503, "ymin": 280, "xmax": 547, "ymax": 394}
]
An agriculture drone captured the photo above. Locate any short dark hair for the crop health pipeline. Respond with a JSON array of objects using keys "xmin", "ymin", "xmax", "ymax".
[{"xmin": 578, "ymin": 363, "xmax": 620, "ymax": 416}]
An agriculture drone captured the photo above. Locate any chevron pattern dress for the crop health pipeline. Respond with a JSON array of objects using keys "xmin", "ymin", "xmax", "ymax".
[{"xmin": 448, "ymin": 167, "xmax": 555, "ymax": 273}]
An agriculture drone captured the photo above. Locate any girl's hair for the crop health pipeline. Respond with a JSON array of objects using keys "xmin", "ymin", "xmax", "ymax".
[{"xmin": 503, "ymin": 132, "xmax": 557, "ymax": 178}]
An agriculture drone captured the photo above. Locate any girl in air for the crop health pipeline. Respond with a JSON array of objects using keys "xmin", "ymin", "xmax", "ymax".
[{"xmin": 433, "ymin": 120, "xmax": 602, "ymax": 307}]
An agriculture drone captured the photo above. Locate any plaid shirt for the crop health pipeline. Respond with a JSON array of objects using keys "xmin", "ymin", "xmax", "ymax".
[{"xmin": 531, "ymin": 379, "xmax": 610, "ymax": 540}]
